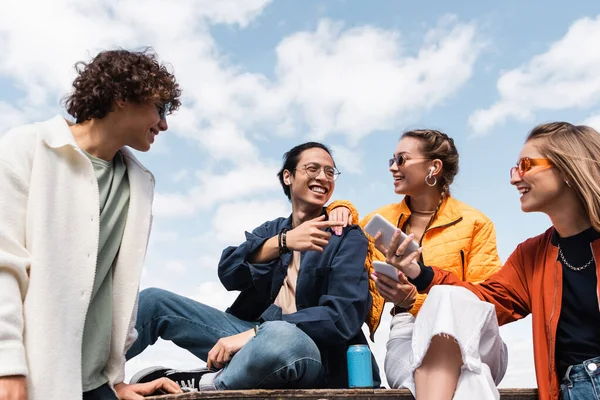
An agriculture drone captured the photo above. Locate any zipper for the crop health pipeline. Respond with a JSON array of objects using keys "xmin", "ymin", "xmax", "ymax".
[
  {"xmin": 547, "ymin": 252, "xmax": 559, "ymax": 386},
  {"xmin": 419, "ymin": 217, "xmax": 463, "ymax": 247},
  {"xmin": 591, "ymin": 243, "xmax": 600, "ymax": 313},
  {"xmin": 396, "ymin": 213, "xmax": 405, "ymax": 229},
  {"xmin": 460, "ymin": 250, "xmax": 465, "ymax": 281}
]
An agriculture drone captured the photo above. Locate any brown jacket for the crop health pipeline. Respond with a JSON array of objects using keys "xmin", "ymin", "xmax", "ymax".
[{"xmin": 423, "ymin": 227, "xmax": 600, "ymax": 400}]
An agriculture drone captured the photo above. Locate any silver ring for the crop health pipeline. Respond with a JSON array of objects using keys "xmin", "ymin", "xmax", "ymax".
[{"xmin": 395, "ymin": 252, "xmax": 403, "ymax": 258}]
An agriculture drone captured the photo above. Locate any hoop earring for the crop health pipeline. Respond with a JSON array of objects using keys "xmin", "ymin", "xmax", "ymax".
[{"xmin": 425, "ymin": 172, "xmax": 437, "ymax": 187}]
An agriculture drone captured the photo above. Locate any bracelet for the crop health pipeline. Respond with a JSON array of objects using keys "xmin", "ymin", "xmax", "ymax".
[
  {"xmin": 278, "ymin": 230, "xmax": 283, "ymax": 252},
  {"xmin": 278, "ymin": 228, "xmax": 290, "ymax": 255},
  {"xmin": 282, "ymin": 230, "xmax": 289, "ymax": 252},
  {"xmin": 253, "ymin": 325, "xmax": 259, "ymax": 336}
]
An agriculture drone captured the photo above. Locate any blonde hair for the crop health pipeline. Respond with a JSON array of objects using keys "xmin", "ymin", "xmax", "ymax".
[
  {"xmin": 527, "ymin": 122, "xmax": 600, "ymax": 231},
  {"xmin": 402, "ymin": 129, "xmax": 459, "ymax": 231}
]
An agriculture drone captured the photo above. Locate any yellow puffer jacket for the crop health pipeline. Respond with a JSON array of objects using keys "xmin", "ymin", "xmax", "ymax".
[{"xmin": 328, "ymin": 196, "xmax": 502, "ymax": 340}]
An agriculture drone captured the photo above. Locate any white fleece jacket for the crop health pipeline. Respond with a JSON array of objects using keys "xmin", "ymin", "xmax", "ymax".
[{"xmin": 0, "ymin": 116, "xmax": 154, "ymax": 399}]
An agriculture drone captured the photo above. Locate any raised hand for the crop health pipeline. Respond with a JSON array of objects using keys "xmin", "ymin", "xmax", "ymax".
[
  {"xmin": 286, "ymin": 215, "xmax": 344, "ymax": 253},
  {"xmin": 207, "ymin": 329, "xmax": 255, "ymax": 370},
  {"xmin": 373, "ymin": 230, "xmax": 423, "ymax": 279},
  {"xmin": 328, "ymin": 207, "xmax": 353, "ymax": 236},
  {"xmin": 371, "ymin": 269, "xmax": 417, "ymax": 308}
]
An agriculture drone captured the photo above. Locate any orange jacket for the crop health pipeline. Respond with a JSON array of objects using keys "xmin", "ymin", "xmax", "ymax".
[
  {"xmin": 329, "ymin": 196, "xmax": 502, "ymax": 339},
  {"xmin": 422, "ymin": 227, "xmax": 598, "ymax": 400}
]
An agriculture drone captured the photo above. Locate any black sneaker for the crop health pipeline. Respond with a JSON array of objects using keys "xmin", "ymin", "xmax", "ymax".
[
  {"xmin": 129, "ymin": 366, "xmax": 171, "ymax": 384},
  {"xmin": 165, "ymin": 367, "xmax": 216, "ymax": 391}
]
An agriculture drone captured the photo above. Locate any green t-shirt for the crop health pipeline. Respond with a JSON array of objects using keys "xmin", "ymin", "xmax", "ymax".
[{"xmin": 81, "ymin": 150, "xmax": 130, "ymax": 391}]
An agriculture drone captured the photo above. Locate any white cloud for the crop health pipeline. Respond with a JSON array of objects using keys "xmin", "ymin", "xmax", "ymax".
[
  {"xmin": 212, "ymin": 199, "xmax": 291, "ymax": 244},
  {"xmin": 192, "ymin": 0, "xmax": 272, "ymax": 28},
  {"xmin": 150, "ymin": 230, "xmax": 180, "ymax": 244},
  {"xmin": 0, "ymin": 102, "xmax": 29, "ymax": 136},
  {"xmin": 272, "ymin": 16, "xmax": 483, "ymax": 143},
  {"xmin": 469, "ymin": 15, "xmax": 600, "ymax": 134},
  {"xmin": 192, "ymin": 161, "xmax": 282, "ymax": 209},
  {"xmin": 0, "ymin": 4, "xmax": 482, "ymax": 167},
  {"xmin": 191, "ymin": 281, "xmax": 240, "ymax": 310},
  {"xmin": 583, "ymin": 112, "xmax": 600, "ymax": 132},
  {"xmin": 330, "ymin": 144, "xmax": 364, "ymax": 175},
  {"xmin": 164, "ymin": 260, "xmax": 188, "ymax": 276},
  {"xmin": 153, "ymin": 192, "xmax": 197, "ymax": 218},
  {"xmin": 0, "ymin": 0, "xmax": 272, "ymax": 119},
  {"xmin": 153, "ymin": 160, "xmax": 282, "ymax": 218}
]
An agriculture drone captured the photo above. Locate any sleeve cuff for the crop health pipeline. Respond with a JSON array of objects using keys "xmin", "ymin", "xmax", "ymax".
[
  {"xmin": 243, "ymin": 231, "xmax": 272, "ymax": 255},
  {"xmin": 259, "ymin": 304, "xmax": 283, "ymax": 322},
  {"xmin": 408, "ymin": 261, "xmax": 435, "ymax": 292},
  {"xmin": 0, "ymin": 341, "xmax": 28, "ymax": 377}
]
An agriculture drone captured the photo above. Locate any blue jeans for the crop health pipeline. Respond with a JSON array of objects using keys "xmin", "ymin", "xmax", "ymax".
[
  {"xmin": 127, "ymin": 288, "xmax": 324, "ymax": 389},
  {"xmin": 561, "ymin": 356, "xmax": 600, "ymax": 400}
]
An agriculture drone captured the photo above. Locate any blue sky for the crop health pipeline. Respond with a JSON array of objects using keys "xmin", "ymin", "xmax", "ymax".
[{"xmin": 2, "ymin": 0, "xmax": 600, "ymax": 388}]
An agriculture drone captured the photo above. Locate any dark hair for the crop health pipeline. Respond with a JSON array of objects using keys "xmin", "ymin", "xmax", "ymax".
[
  {"xmin": 277, "ymin": 142, "xmax": 334, "ymax": 200},
  {"xmin": 401, "ymin": 129, "xmax": 460, "ymax": 230},
  {"xmin": 63, "ymin": 48, "xmax": 182, "ymax": 123}
]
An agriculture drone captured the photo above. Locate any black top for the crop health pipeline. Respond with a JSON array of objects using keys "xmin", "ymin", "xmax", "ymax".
[{"xmin": 554, "ymin": 227, "xmax": 600, "ymax": 378}]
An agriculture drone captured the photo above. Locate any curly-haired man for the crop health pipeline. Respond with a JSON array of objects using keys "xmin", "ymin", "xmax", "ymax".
[{"xmin": 0, "ymin": 49, "xmax": 183, "ymax": 400}]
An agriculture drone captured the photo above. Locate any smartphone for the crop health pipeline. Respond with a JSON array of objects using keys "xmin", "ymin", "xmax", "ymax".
[
  {"xmin": 373, "ymin": 261, "xmax": 400, "ymax": 282},
  {"xmin": 364, "ymin": 214, "xmax": 419, "ymax": 254}
]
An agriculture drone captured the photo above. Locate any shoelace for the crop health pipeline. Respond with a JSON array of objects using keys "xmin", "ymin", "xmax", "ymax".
[{"xmin": 178, "ymin": 378, "xmax": 195, "ymax": 389}]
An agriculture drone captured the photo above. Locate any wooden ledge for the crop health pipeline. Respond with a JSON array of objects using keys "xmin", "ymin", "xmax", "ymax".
[{"xmin": 147, "ymin": 388, "xmax": 538, "ymax": 399}]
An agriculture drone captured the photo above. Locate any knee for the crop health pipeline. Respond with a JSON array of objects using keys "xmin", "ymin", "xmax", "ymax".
[
  {"xmin": 138, "ymin": 287, "xmax": 176, "ymax": 319},
  {"xmin": 384, "ymin": 350, "xmax": 413, "ymax": 389},
  {"xmin": 257, "ymin": 321, "xmax": 320, "ymax": 363}
]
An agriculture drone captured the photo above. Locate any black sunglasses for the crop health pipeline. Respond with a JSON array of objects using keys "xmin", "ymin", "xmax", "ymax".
[
  {"xmin": 155, "ymin": 102, "xmax": 172, "ymax": 120},
  {"xmin": 388, "ymin": 154, "xmax": 429, "ymax": 168}
]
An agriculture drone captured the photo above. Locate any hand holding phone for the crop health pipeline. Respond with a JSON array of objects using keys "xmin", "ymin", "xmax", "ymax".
[
  {"xmin": 364, "ymin": 214, "xmax": 419, "ymax": 254},
  {"xmin": 373, "ymin": 261, "xmax": 400, "ymax": 282}
]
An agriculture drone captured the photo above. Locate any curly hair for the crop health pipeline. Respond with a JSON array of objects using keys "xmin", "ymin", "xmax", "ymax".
[{"xmin": 63, "ymin": 48, "xmax": 181, "ymax": 123}]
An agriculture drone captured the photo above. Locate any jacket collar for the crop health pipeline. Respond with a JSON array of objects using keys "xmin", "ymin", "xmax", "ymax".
[
  {"xmin": 283, "ymin": 207, "xmax": 328, "ymax": 229},
  {"xmin": 397, "ymin": 195, "xmax": 462, "ymax": 228},
  {"xmin": 38, "ymin": 115, "xmax": 78, "ymax": 149},
  {"xmin": 38, "ymin": 115, "xmax": 153, "ymax": 178}
]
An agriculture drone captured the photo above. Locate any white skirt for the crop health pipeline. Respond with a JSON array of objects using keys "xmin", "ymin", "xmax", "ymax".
[{"xmin": 384, "ymin": 285, "xmax": 508, "ymax": 399}]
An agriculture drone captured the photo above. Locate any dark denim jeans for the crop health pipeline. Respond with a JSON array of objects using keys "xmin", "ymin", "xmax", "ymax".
[
  {"xmin": 561, "ymin": 356, "xmax": 600, "ymax": 400},
  {"xmin": 127, "ymin": 288, "xmax": 324, "ymax": 389}
]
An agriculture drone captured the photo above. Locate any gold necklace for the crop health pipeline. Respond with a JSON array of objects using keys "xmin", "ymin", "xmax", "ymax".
[{"xmin": 411, "ymin": 208, "xmax": 435, "ymax": 215}]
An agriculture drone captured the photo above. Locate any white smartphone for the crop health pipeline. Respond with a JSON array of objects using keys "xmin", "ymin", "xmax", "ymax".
[
  {"xmin": 364, "ymin": 214, "xmax": 419, "ymax": 254},
  {"xmin": 373, "ymin": 261, "xmax": 400, "ymax": 282}
]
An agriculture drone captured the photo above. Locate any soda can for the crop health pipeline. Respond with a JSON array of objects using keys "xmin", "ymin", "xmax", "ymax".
[{"xmin": 346, "ymin": 344, "xmax": 373, "ymax": 388}]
